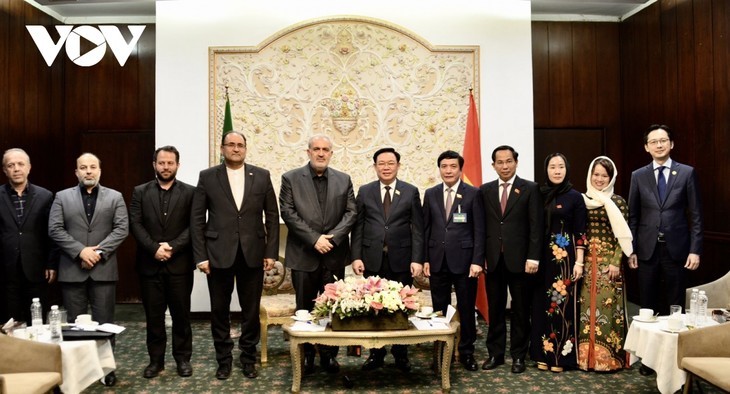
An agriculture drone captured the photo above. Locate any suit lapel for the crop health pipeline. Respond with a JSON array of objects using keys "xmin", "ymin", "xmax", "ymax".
[
  {"xmin": 301, "ymin": 166, "xmax": 324, "ymax": 221},
  {"xmin": 503, "ymin": 177, "xmax": 522, "ymax": 218},
  {"xmin": 387, "ymin": 181, "xmax": 403, "ymax": 222},
  {"xmin": 0, "ymin": 187, "xmax": 20, "ymax": 226},
  {"xmin": 147, "ymin": 182, "xmax": 163, "ymax": 225},
  {"xmin": 644, "ymin": 164, "xmax": 663, "ymax": 205},
  {"xmin": 662, "ymin": 161, "xmax": 680, "ymax": 205},
  {"xmin": 215, "ymin": 165, "xmax": 238, "ymax": 210},
  {"xmin": 18, "ymin": 185, "xmax": 37, "ymax": 228},
  {"xmin": 241, "ymin": 164, "xmax": 254, "ymax": 213},
  {"xmin": 73, "ymin": 186, "xmax": 90, "ymax": 226},
  {"xmin": 89, "ymin": 187, "xmax": 105, "ymax": 227}
]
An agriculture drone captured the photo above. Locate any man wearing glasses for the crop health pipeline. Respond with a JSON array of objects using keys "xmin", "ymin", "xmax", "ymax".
[
  {"xmin": 191, "ymin": 131, "xmax": 279, "ymax": 380},
  {"xmin": 628, "ymin": 124, "xmax": 703, "ymax": 340}
]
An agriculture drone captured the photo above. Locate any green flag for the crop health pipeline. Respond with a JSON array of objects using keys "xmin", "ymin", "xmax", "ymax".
[{"xmin": 222, "ymin": 92, "xmax": 233, "ymax": 135}]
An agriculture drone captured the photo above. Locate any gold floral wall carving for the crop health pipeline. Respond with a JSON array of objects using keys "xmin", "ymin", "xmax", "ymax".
[{"xmin": 209, "ymin": 16, "xmax": 478, "ymax": 193}]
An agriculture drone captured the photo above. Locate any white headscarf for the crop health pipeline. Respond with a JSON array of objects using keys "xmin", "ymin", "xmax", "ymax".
[{"xmin": 582, "ymin": 156, "xmax": 633, "ymax": 256}]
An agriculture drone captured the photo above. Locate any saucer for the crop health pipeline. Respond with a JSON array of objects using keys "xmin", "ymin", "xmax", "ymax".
[
  {"xmin": 415, "ymin": 312, "xmax": 437, "ymax": 319},
  {"xmin": 632, "ymin": 315, "xmax": 658, "ymax": 323},
  {"xmin": 660, "ymin": 327, "xmax": 685, "ymax": 334},
  {"xmin": 291, "ymin": 315, "xmax": 313, "ymax": 322}
]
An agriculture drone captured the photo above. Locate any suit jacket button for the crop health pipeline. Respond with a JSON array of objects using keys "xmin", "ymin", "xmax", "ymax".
[
  {"xmin": 384, "ymin": 226, "xmax": 389, "ymax": 230},
  {"xmin": 88, "ymin": 229, "xmax": 92, "ymax": 232},
  {"xmin": 18, "ymin": 231, "xmax": 22, "ymax": 235}
]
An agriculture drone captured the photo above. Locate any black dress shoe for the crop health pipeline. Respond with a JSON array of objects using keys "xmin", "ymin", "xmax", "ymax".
[
  {"xmin": 177, "ymin": 361, "xmax": 192, "ymax": 377},
  {"xmin": 482, "ymin": 356, "xmax": 505, "ymax": 370},
  {"xmin": 216, "ymin": 363, "xmax": 232, "ymax": 380},
  {"xmin": 361, "ymin": 355, "xmax": 384, "ymax": 371},
  {"xmin": 143, "ymin": 362, "xmax": 164, "ymax": 378},
  {"xmin": 395, "ymin": 357, "xmax": 412, "ymax": 372},
  {"xmin": 460, "ymin": 355, "xmax": 478, "ymax": 371},
  {"xmin": 242, "ymin": 363, "xmax": 258, "ymax": 379},
  {"xmin": 304, "ymin": 355, "xmax": 316, "ymax": 375},
  {"xmin": 321, "ymin": 356, "xmax": 340, "ymax": 374},
  {"xmin": 102, "ymin": 371, "xmax": 116, "ymax": 386},
  {"xmin": 511, "ymin": 359, "xmax": 526, "ymax": 374},
  {"xmin": 639, "ymin": 364, "xmax": 655, "ymax": 376}
]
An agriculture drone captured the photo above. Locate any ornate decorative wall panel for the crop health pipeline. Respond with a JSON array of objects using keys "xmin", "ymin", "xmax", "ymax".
[{"xmin": 209, "ymin": 16, "xmax": 478, "ymax": 193}]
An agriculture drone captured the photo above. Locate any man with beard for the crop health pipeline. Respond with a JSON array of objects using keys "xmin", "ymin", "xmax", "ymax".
[
  {"xmin": 191, "ymin": 132, "xmax": 279, "ymax": 380},
  {"xmin": 130, "ymin": 146, "xmax": 196, "ymax": 378},
  {"xmin": 48, "ymin": 152, "xmax": 129, "ymax": 387}
]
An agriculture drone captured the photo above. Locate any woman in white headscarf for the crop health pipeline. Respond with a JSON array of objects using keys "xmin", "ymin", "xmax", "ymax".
[{"xmin": 577, "ymin": 156, "xmax": 633, "ymax": 372}]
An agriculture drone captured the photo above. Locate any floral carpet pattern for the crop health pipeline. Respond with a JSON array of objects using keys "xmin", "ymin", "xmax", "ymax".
[{"xmin": 82, "ymin": 311, "xmax": 720, "ymax": 393}]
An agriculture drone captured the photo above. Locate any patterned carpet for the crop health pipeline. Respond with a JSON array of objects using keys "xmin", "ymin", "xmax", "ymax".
[{"xmin": 80, "ymin": 307, "xmax": 719, "ymax": 393}]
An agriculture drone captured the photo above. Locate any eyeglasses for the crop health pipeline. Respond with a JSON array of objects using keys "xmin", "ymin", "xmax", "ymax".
[
  {"xmin": 647, "ymin": 138, "xmax": 670, "ymax": 147},
  {"xmin": 376, "ymin": 161, "xmax": 398, "ymax": 168},
  {"xmin": 222, "ymin": 143, "xmax": 246, "ymax": 149}
]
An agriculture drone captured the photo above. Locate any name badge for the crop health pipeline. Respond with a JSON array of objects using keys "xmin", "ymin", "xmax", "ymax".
[{"xmin": 453, "ymin": 212, "xmax": 467, "ymax": 223}]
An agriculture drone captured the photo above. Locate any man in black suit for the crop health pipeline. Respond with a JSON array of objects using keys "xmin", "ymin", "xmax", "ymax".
[
  {"xmin": 0, "ymin": 148, "xmax": 57, "ymax": 324},
  {"xmin": 480, "ymin": 145, "xmax": 542, "ymax": 373},
  {"xmin": 628, "ymin": 125, "xmax": 703, "ymax": 314},
  {"xmin": 351, "ymin": 147, "xmax": 424, "ymax": 372},
  {"xmin": 423, "ymin": 150, "xmax": 485, "ymax": 371},
  {"xmin": 130, "ymin": 146, "xmax": 196, "ymax": 379},
  {"xmin": 191, "ymin": 132, "xmax": 279, "ymax": 380},
  {"xmin": 280, "ymin": 135, "xmax": 357, "ymax": 374}
]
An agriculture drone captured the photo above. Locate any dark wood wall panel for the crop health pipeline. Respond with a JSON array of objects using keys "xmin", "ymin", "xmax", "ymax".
[
  {"xmin": 620, "ymin": 0, "xmax": 730, "ymax": 288},
  {"xmin": 1, "ymin": 0, "xmax": 155, "ymax": 303}
]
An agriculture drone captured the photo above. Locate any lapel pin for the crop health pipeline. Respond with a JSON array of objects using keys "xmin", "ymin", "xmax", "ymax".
[
  {"xmin": 514, "ymin": 188, "xmax": 521, "ymax": 194},
  {"xmin": 394, "ymin": 189, "xmax": 400, "ymax": 196},
  {"xmin": 456, "ymin": 193, "xmax": 463, "ymax": 199},
  {"xmin": 556, "ymin": 204, "xmax": 563, "ymax": 209},
  {"xmin": 249, "ymin": 172, "xmax": 253, "ymax": 176},
  {"xmin": 672, "ymin": 170, "xmax": 677, "ymax": 175}
]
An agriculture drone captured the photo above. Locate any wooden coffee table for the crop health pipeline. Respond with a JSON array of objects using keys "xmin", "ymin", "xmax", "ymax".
[{"xmin": 282, "ymin": 321, "xmax": 459, "ymax": 392}]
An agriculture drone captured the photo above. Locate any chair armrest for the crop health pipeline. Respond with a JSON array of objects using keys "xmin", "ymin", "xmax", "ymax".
[
  {"xmin": 677, "ymin": 324, "xmax": 730, "ymax": 364},
  {"xmin": 0, "ymin": 334, "xmax": 62, "ymax": 374}
]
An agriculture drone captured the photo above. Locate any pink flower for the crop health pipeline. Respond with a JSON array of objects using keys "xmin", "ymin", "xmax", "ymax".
[{"xmin": 370, "ymin": 301, "xmax": 383, "ymax": 310}]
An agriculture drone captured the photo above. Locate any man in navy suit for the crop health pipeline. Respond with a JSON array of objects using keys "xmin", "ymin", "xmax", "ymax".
[
  {"xmin": 351, "ymin": 147, "xmax": 424, "ymax": 372},
  {"xmin": 423, "ymin": 150, "xmax": 485, "ymax": 371},
  {"xmin": 130, "ymin": 146, "xmax": 196, "ymax": 379},
  {"xmin": 0, "ymin": 149, "xmax": 57, "ymax": 324},
  {"xmin": 480, "ymin": 145, "xmax": 542, "ymax": 373},
  {"xmin": 628, "ymin": 124, "xmax": 703, "ymax": 316},
  {"xmin": 280, "ymin": 135, "xmax": 357, "ymax": 374}
]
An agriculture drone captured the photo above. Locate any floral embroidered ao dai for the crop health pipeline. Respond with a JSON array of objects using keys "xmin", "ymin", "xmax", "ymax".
[
  {"xmin": 530, "ymin": 189, "xmax": 587, "ymax": 370},
  {"xmin": 577, "ymin": 194, "xmax": 629, "ymax": 372}
]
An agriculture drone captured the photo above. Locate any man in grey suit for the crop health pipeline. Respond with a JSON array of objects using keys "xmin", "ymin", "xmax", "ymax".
[
  {"xmin": 351, "ymin": 147, "xmax": 424, "ymax": 372},
  {"xmin": 628, "ymin": 124, "xmax": 703, "ymax": 316},
  {"xmin": 48, "ymin": 152, "xmax": 128, "ymax": 387},
  {"xmin": 280, "ymin": 135, "xmax": 356, "ymax": 375},
  {"xmin": 0, "ymin": 148, "xmax": 57, "ymax": 324},
  {"xmin": 480, "ymin": 145, "xmax": 542, "ymax": 374},
  {"xmin": 130, "ymin": 146, "xmax": 196, "ymax": 379},
  {"xmin": 191, "ymin": 131, "xmax": 279, "ymax": 380}
]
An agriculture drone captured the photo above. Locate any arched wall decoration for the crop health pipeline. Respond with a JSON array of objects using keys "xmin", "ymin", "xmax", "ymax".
[{"xmin": 209, "ymin": 16, "xmax": 479, "ymax": 194}]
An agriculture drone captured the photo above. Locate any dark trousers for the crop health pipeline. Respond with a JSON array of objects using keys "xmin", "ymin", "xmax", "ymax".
[
  {"xmin": 291, "ymin": 263, "xmax": 344, "ymax": 359},
  {"xmin": 207, "ymin": 247, "xmax": 264, "ymax": 365},
  {"xmin": 638, "ymin": 242, "xmax": 687, "ymax": 315},
  {"xmin": 429, "ymin": 260, "xmax": 477, "ymax": 357},
  {"xmin": 3, "ymin": 259, "xmax": 47, "ymax": 323},
  {"xmin": 486, "ymin": 254, "xmax": 532, "ymax": 360},
  {"xmin": 364, "ymin": 252, "xmax": 413, "ymax": 360},
  {"xmin": 140, "ymin": 269, "xmax": 194, "ymax": 364},
  {"xmin": 61, "ymin": 279, "xmax": 116, "ymax": 324}
]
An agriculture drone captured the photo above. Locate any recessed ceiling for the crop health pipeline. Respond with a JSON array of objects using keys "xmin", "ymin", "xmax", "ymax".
[{"xmin": 25, "ymin": 0, "xmax": 655, "ymax": 24}]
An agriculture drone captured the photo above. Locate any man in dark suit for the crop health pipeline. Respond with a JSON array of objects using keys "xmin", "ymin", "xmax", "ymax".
[
  {"xmin": 280, "ymin": 134, "xmax": 357, "ymax": 374},
  {"xmin": 351, "ymin": 147, "xmax": 424, "ymax": 372},
  {"xmin": 628, "ymin": 124, "xmax": 703, "ymax": 315},
  {"xmin": 423, "ymin": 150, "xmax": 485, "ymax": 371},
  {"xmin": 48, "ymin": 152, "xmax": 129, "ymax": 387},
  {"xmin": 480, "ymin": 145, "xmax": 542, "ymax": 373},
  {"xmin": 191, "ymin": 132, "xmax": 279, "ymax": 380},
  {"xmin": 0, "ymin": 148, "xmax": 57, "ymax": 324},
  {"xmin": 130, "ymin": 146, "xmax": 195, "ymax": 379}
]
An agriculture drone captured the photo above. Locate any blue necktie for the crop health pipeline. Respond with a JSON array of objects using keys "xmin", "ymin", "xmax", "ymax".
[{"xmin": 657, "ymin": 166, "xmax": 667, "ymax": 202}]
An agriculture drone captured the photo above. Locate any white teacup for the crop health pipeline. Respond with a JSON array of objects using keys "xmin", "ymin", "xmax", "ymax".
[
  {"xmin": 639, "ymin": 308, "xmax": 654, "ymax": 320},
  {"xmin": 667, "ymin": 317, "xmax": 683, "ymax": 331},
  {"xmin": 76, "ymin": 314, "xmax": 92, "ymax": 324},
  {"xmin": 420, "ymin": 306, "xmax": 434, "ymax": 316},
  {"xmin": 295, "ymin": 309, "xmax": 311, "ymax": 319}
]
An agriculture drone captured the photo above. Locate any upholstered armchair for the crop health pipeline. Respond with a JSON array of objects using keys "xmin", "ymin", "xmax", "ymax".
[
  {"xmin": 677, "ymin": 323, "xmax": 730, "ymax": 393},
  {"xmin": 685, "ymin": 270, "xmax": 730, "ymax": 309},
  {"xmin": 0, "ymin": 333, "xmax": 63, "ymax": 394}
]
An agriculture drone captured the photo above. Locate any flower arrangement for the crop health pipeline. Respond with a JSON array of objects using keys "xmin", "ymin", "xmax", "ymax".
[
  {"xmin": 312, "ymin": 276, "xmax": 420, "ymax": 320},
  {"xmin": 323, "ymin": 88, "xmax": 361, "ymax": 118}
]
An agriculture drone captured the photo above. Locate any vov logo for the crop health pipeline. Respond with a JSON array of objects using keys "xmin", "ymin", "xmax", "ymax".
[{"xmin": 26, "ymin": 25, "xmax": 146, "ymax": 67}]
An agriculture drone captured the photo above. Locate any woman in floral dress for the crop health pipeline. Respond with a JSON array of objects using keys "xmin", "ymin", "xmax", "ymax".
[
  {"xmin": 577, "ymin": 156, "xmax": 633, "ymax": 372},
  {"xmin": 531, "ymin": 153, "xmax": 587, "ymax": 372}
]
